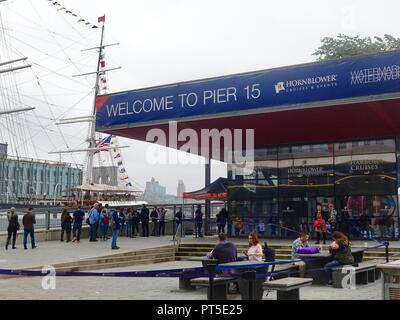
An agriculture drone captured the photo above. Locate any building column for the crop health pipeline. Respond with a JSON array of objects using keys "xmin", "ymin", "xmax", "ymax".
[{"xmin": 205, "ymin": 161, "xmax": 211, "ymax": 235}]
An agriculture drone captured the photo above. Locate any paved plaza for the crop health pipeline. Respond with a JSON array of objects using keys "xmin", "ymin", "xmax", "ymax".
[
  {"xmin": 0, "ymin": 235, "xmax": 392, "ymax": 300},
  {"xmin": 0, "ymin": 260, "xmax": 383, "ymax": 300}
]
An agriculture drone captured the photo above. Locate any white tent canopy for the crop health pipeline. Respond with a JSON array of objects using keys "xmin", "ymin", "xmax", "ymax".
[{"xmin": 68, "ymin": 183, "xmax": 142, "ymax": 193}]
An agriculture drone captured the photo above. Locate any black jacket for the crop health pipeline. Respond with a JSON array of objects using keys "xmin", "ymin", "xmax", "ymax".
[{"xmin": 140, "ymin": 207, "xmax": 150, "ymax": 222}]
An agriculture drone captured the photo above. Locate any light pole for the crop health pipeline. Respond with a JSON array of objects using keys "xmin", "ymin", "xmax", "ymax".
[{"xmin": 53, "ymin": 183, "xmax": 60, "ymax": 206}]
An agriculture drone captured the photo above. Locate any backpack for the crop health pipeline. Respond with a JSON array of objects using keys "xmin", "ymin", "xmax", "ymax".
[
  {"xmin": 86, "ymin": 211, "xmax": 92, "ymax": 225},
  {"xmin": 263, "ymin": 242, "xmax": 276, "ymax": 262}
]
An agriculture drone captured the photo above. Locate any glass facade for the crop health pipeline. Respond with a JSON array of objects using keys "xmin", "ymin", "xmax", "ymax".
[
  {"xmin": 0, "ymin": 157, "xmax": 82, "ymax": 203},
  {"xmin": 228, "ymin": 138, "xmax": 399, "ymax": 240}
]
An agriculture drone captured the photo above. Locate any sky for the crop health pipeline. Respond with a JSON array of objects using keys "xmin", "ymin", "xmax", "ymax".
[{"xmin": 1, "ymin": 0, "xmax": 400, "ymax": 195}]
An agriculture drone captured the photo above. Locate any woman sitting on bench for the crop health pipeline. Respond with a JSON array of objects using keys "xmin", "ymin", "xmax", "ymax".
[{"xmin": 324, "ymin": 231, "xmax": 354, "ymax": 285}]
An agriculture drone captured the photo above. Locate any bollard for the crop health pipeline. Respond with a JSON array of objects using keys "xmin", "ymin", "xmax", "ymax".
[{"xmin": 242, "ymin": 270, "xmax": 257, "ymax": 300}]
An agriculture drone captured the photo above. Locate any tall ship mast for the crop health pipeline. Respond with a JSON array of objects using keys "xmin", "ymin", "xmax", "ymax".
[{"xmin": 51, "ymin": 15, "xmax": 143, "ymax": 203}]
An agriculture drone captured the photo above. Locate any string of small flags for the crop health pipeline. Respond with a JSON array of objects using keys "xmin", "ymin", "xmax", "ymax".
[
  {"xmin": 111, "ymin": 136, "xmax": 134, "ymax": 188},
  {"xmin": 47, "ymin": 1, "xmax": 105, "ymax": 29},
  {"xmin": 99, "ymin": 50, "xmax": 108, "ymax": 93}
]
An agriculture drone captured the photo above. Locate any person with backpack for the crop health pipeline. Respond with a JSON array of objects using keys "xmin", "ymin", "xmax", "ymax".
[
  {"xmin": 100, "ymin": 209, "xmax": 110, "ymax": 241},
  {"xmin": 6, "ymin": 207, "xmax": 19, "ymax": 250}
]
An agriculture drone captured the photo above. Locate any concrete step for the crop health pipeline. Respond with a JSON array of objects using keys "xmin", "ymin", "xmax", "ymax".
[
  {"xmin": 52, "ymin": 256, "xmax": 175, "ymax": 272},
  {"xmin": 51, "ymin": 252, "xmax": 175, "ymax": 268}
]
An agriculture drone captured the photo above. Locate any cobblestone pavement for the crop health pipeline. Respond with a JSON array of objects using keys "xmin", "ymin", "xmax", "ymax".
[{"xmin": 0, "ymin": 260, "xmax": 383, "ymax": 300}]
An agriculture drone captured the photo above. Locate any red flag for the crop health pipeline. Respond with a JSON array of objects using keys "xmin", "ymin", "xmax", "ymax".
[{"xmin": 98, "ymin": 15, "xmax": 105, "ymax": 23}]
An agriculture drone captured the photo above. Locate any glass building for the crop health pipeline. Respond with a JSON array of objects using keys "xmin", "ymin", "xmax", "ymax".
[
  {"xmin": 228, "ymin": 138, "xmax": 399, "ymax": 239},
  {"xmin": 0, "ymin": 155, "xmax": 82, "ymax": 203}
]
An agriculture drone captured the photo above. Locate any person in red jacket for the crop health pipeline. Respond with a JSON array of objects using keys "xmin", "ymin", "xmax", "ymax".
[{"xmin": 314, "ymin": 203, "xmax": 327, "ymax": 244}]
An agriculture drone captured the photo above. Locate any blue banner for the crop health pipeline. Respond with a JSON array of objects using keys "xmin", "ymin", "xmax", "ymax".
[{"xmin": 96, "ymin": 51, "xmax": 400, "ymax": 129}]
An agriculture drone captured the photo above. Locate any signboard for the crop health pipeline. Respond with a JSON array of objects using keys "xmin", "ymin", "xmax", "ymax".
[{"xmin": 96, "ymin": 51, "xmax": 400, "ymax": 129}]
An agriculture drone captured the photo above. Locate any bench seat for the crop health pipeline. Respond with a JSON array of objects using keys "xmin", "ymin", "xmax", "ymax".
[
  {"xmin": 332, "ymin": 261, "xmax": 378, "ymax": 288},
  {"xmin": 190, "ymin": 277, "xmax": 235, "ymax": 300},
  {"xmin": 262, "ymin": 277, "xmax": 313, "ymax": 300}
]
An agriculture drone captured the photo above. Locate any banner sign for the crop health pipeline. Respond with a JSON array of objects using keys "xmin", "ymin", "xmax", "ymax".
[{"xmin": 96, "ymin": 51, "xmax": 400, "ymax": 129}]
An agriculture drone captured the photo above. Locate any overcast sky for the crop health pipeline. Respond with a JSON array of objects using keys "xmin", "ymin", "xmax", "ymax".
[{"xmin": 1, "ymin": 0, "xmax": 400, "ymax": 195}]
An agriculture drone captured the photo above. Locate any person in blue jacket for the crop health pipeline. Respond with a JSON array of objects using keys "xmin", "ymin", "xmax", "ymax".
[
  {"xmin": 111, "ymin": 207, "xmax": 121, "ymax": 250},
  {"xmin": 89, "ymin": 203, "xmax": 100, "ymax": 242}
]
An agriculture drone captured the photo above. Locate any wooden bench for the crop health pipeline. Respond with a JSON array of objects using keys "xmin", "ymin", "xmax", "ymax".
[
  {"xmin": 332, "ymin": 261, "xmax": 378, "ymax": 288},
  {"xmin": 262, "ymin": 277, "xmax": 313, "ymax": 300},
  {"xmin": 190, "ymin": 277, "xmax": 235, "ymax": 300}
]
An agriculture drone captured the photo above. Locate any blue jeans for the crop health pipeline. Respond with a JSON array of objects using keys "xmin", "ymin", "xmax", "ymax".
[
  {"xmin": 126, "ymin": 221, "xmax": 132, "ymax": 237},
  {"xmin": 112, "ymin": 228, "xmax": 119, "ymax": 248},
  {"xmin": 324, "ymin": 260, "xmax": 343, "ymax": 281},
  {"xmin": 101, "ymin": 224, "xmax": 109, "ymax": 239},
  {"xmin": 90, "ymin": 223, "xmax": 98, "ymax": 241},
  {"xmin": 196, "ymin": 221, "xmax": 203, "ymax": 237},
  {"xmin": 23, "ymin": 229, "xmax": 35, "ymax": 249}
]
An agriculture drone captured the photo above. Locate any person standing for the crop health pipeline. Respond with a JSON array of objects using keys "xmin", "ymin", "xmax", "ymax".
[
  {"xmin": 100, "ymin": 209, "xmax": 110, "ymax": 241},
  {"xmin": 314, "ymin": 203, "xmax": 327, "ymax": 244},
  {"xmin": 327, "ymin": 203, "xmax": 338, "ymax": 233},
  {"xmin": 158, "ymin": 207, "xmax": 166, "ymax": 236},
  {"xmin": 151, "ymin": 207, "xmax": 159, "ymax": 236},
  {"xmin": 119, "ymin": 208, "xmax": 126, "ymax": 237},
  {"xmin": 216, "ymin": 208, "xmax": 228, "ymax": 234},
  {"xmin": 175, "ymin": 208, "xmax": 184, "ymax": 237},
  {"xmin": 6, "ymin": 207, "xmax": 19, "ymax": 250},
  {"xmin": 89, "ymin": 203, "xmax": 100, "ymax": 242},
  {"xmin": 140, "ymin": 204, "xmax": 150, "ymax": 237},
  {"xmin": 22, "ymin": 208, "xmax": 36, "ymax": 250},
  {"xmin": 72, "ymin": 206, "xmax": 84, "ymax": 243},
  {"xmin": 125, "ymin": 208, "xmax": 133, "ymax": 238},
  {"xmin": 132, "ymin": 208, "xmax": 140, "ymax": 237},
  {"xmin": 111, "ymin": 207, "xmax": 121, "ymax": 250},
  {"xmin": 60, "ymin": 209, "xmax": 73, "ymax": 242},
  {"xmin": 195, "ymin": 205, "xmax": 203, "ymax": 238}
]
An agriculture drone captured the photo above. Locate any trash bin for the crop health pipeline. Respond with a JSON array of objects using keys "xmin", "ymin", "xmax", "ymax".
[{"xmin": 377, "ymin": 260, "xmax": 400, "ymax": 300}]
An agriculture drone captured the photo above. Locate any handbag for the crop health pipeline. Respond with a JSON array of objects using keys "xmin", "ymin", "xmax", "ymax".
[{"xmin": 296, "ymin": 246, "xmax": 321, "ymax": 254}]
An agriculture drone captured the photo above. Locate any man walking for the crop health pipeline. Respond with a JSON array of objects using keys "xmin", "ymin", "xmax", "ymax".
[
  {"xmin": 72, "ymin": 206, "xmax": 84, "ymax": 243},
  {"xmin": 140, "ymin": 204, "xmax": 150, "ymax": 237},
  {"xmin": 22, "ymin": 207, "xmax": 36, "ymax": 250},
  {"xmin": 111, "ymin": 207, "xmax": 121, "ymax": 250},
  {"xmin": 89, "ymin": 203, "xmax": 100, "ymax": 242}
]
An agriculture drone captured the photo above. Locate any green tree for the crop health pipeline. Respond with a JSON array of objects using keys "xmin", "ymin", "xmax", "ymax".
[{"xmin": 313, "ymin": 34, "xmax": 400, "ymax": 61}]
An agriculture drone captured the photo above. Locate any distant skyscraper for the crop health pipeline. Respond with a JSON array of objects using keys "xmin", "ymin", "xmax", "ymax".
[{"xmin": 177, "ymin": 180, "xmax": 186, "ymax": 198}]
